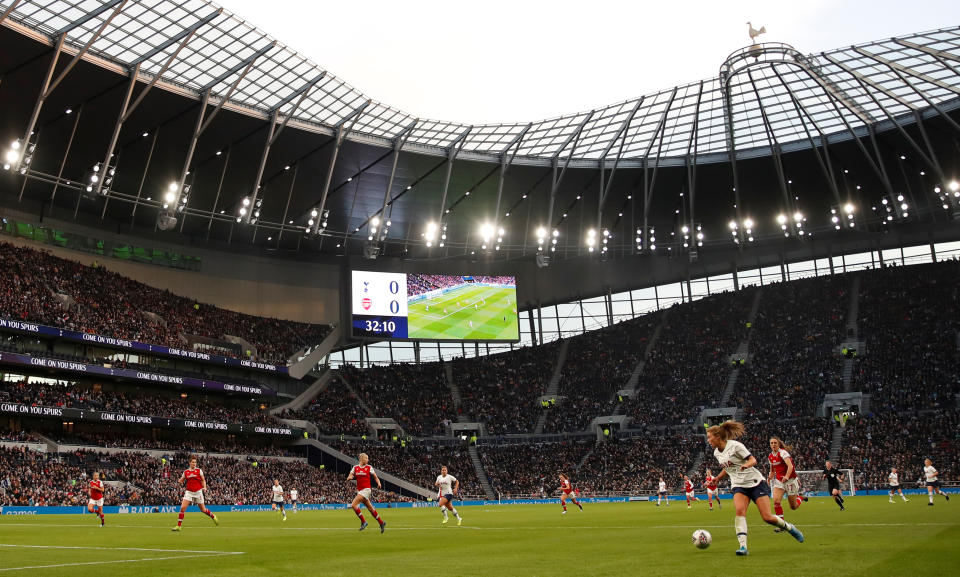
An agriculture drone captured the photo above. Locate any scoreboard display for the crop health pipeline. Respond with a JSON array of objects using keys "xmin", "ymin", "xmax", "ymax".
[{"xmin": 351, "ymin": 271, "xmax": 519, "ymax": 342}]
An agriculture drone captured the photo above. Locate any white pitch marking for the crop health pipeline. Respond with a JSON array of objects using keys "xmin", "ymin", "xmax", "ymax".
[
  {"xmin": 0, "ymin": 544, "xmax": 243, "ymax": 572},
  {"xmin": 0, "ymin": 543, "xmax": 243, "ymax": 554},
  {"xmin": 418, "ymin": 289, "xmax": 500, "ymax": 321}
]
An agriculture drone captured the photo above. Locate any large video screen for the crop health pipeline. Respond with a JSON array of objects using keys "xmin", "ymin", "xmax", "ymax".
[{"xmin": 351, "ymin": 271, "xmax": 519, "ymax": 341}]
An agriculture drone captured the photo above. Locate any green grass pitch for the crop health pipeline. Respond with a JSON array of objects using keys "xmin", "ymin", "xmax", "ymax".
[
  {"xmin": 407, "ymin": 283, "xmax": 519, "ymax": 341},
  {"xmin": 1, "ymin": 496, "xmax": 957, "ymax": 576}
]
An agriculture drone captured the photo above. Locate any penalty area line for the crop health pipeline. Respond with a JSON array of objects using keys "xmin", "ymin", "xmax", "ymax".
[{"xmin": 0, "ymin": 548, "xmax": 242, "ymax": 572}]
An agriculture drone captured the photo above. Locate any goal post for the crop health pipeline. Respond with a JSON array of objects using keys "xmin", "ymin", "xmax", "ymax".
[{"xmin": 796, "ymin": 469, "xmax": 856, "ymax": 496}]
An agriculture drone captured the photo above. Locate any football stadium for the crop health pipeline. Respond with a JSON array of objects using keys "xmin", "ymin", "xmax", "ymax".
[{"xmin": 0, "ymin": 1, "xmax": 959, "ymax": 575}]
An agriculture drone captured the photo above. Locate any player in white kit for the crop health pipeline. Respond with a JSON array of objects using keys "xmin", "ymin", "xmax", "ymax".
[
  {"xmin": 289, "ymin": 487, "xmax": 299, "ymax": 512},
  {"xmin": 707, "ymin": 421, "xmax": 804, "ymax": 556},
  {"xmin": 656, "ymin": 477, "xmax": 670, "ymax": 506},
  {"xmin": 923, "ymin": 459, "xmax": 950, "ymax": 505},
  {"xmin": 271, "ymin": 479, "xmax": 287, "ymax": 521},
  {"xmin": 887, "ymin": 468, "xmax": 908, "ymax": 503},
  {"xmin": 435, "ymin": 466, "xmax": 462, "ymax": 525}
]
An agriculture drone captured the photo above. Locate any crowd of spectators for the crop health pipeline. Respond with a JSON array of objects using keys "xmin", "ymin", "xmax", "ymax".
[
  {"xmin": 0, "ymin": 446, "xmax": 370, "ymax": 506},
  {"xmin": 331, "ymin": 440, "xmax": 483, "ymax": 496},
  {"xmin": 0, "ymin": 380, "xmax": 278, "ymax": 425},
  {"xmin": 578, "ymin": 434, "xmax": 701, "ymax": 493},
  {"xmin": 46, "ymin": 429, "xmax": 297, "ymax": 457},
  {"xmin": 735, "ymin": 416, "xmax": 832, "ymax": 475},
  {"xmin": 280, "ymin": 378, "xmax": 370, "ymax": 435},
  {"xmin": 626, "ymin": 290, "xmax": 755, "ymax": 426},
  {"xmin": 474, "ymin": 276, "xmax": 514, "ymax": 286},
  {"xmin": 839, "ymin": 409, "xmax": 960, "ymax": 491},
  {"xmin": 478, "ymin": 440, "xmax": 594, "ymax": 497},
  {"xmin": 734, "ymin": 275, "xmax": 847, "ymax": 419},
  {"xmin": 406, "ymin": 274, "xmax": 463, "ymax": 297},
  {"xmin": 454, "ymin": 342, "xmax": 558, "ymax": 434},
  {"xmin": 544, "ymin": 314, "xmax": 661, "ymax": 433},
  {"xmin": 0, "ymin": 241, "xmax": 330, "ymax": 364},
  {"xmin": 853, "ymin": 261, "xmax": 960, "ymax": 411},
  {"xmin": 342, "ymin": 363, "xmax": 454, "ymax": 436}
]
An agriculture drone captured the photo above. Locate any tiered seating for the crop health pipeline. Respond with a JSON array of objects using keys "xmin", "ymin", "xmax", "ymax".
[
  {"xmin": 454, "ymin": 342, "xmax": 558, "ymax": 434},
  {"xmin": 332, "ymin": 441, "xmax": 483, "ymax": 496},
  {"xmin": 545, "ymin": 314, "xmax": 661, "ymax": 433},
  {"xmin": 342, "ymin": 363, "xmax": 454, "ymax": 436},
  {"xmin": 280, "ymin": 378, "xmax": 370, "ymax": 435},
  {"xmin": 479, "ymin": 440, "xmax": 594, "ymax": 497},
  {"xmin": 0, "ymin": 241, "xmax": 330, "ymax": 363}
]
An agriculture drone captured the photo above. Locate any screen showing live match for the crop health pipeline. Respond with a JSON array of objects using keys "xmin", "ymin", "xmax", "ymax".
[{"xmin": 351, "ymin": 271, "xmax": 519, "ymax": 341}]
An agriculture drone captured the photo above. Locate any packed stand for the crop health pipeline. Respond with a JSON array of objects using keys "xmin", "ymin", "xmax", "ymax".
[
  {"xmin": 48, "ymin": 430, "xmax": 297, "ymax": 456},
  {"xmin": 454, "ymin": 342, "xmax": 558, "ymax": 434},
  {"xmin": 473, "ymin": 276, "xmax": 514, "ymax": 286},
  {"xmin": 853, "ymin": 261, "xmax": 960, "ymax": 411},
  {"xmin": 544, "ymin": 313, "xmax": 661, "ymax": 433},
  {"xmin": 280, "ymin": 378, "xmax": 370, "ymax": 435},
  {"xmin": 342, "ymin": 363, "xmax": 454, "ymax": 436},
  {"xmin": 839, "ymin": 409, "xmax": 960, "ymax": 490},
  {"xmin": 734, "ymin": 275, "xmax": 847, "ymax": 419},
  {"xmin": 0, "ymin": 447, "xmax": 364, "ymax": 506},
  {"xmin": 627, "ymin": 289, "xmax": 756, "ymax": 426},
  {"xmin": 0, "ymin": 241, "xmax": 330, "ymax": 364},
  {"xmin": 478, "ymin": 439, "xmax": 594, "ymax": 497},
  {"xmin": 0, "ymin": 380, "xmax": 278, "ymax": 425},
  {"xmin": 406, "ymin": 274, "xmax": 463, "ymax": 297},
  {"xmin": 733, "ymin": 416, "xmax": 831, "ymax": 476},
  {"xmin": 577, "ymin": 435, "xmax": 700, "ymax": 494},
  {"xmin": 332, "ymin": 440, "xmax": 483, "ymax": 497}
]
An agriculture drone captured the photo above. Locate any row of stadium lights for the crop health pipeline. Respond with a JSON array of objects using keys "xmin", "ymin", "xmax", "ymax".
[{"xmin": 5, "ymin": 137, "xmax": 960, "ymax": 246}]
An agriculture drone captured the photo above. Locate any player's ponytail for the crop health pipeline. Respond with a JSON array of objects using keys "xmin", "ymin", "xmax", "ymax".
[{"xmin": 707, "ymin": 420, "xmax": 745, "ymax": 441}]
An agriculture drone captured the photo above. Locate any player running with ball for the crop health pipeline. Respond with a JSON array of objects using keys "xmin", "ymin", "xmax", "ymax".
[{"xmin": 707, "ymin": 421, "xmax": 804, "ymax": 556}]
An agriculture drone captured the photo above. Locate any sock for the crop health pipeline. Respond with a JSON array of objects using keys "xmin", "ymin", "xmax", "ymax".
[
  {"xmin": 177, "ymin": 512, "xmax": 184, "ymax": 527},
  {"xmin": 562, "ymin": 503, "xmax": 567, "ymax": 511},
  {"xmin": 929, "ymin": 494, "xmax": 934, "ymax": 504},
  {"xmin": 204, "ymin": 509, "xmax": 215, "ymax": 518},
  {"xmin": 774, "ymin": 503, "xmax": 784, "ymax": 516},
  {"xmin": 795, "ymin": 495, "xmax": 803, "ymax": 508},
  {"xmin": 902, "ymin": 494, "xmax": 908, "ymax": 501},
  {"xmin": 442, "ymin": 509, "xmax": 448, "ymax": 519},
  {"xmin": 451, "ymin": 508, "xmax": 460, "ymax": 518},
  {"xmin": 735, "ymin": 515, "xmax": 748, "ymax": 549},
  {"xmin": 370, "ymin": 508, "xmax": 383, "ymax": 524},
  {"xmin": 572, "ymin": 499, "xmax": 581, "ymax": 509},
  {"xmin": 686, "ymin": 498, "xmax": 690, "ymax": 506},
  {"xmin": 835, "ymin": 495, "xmax": 844, "ymax": 508},
  {"xmin": 354, "ymin": 507, "xmax": 366, "ymax": 523}
]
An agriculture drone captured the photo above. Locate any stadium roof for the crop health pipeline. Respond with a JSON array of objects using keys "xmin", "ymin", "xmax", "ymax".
[
  {"xmin": 0, "ymin": 1, "xmax": 959, "ymax": 262},
  {"xmin": 4, "ymin": 0, "xmax": 960, "ymax": 164}
]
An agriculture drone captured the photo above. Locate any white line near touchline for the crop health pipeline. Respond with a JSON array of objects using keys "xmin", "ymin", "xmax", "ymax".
[{"xmin": 0, "ymin": 544, "xmax": 243, "ymax": 572}]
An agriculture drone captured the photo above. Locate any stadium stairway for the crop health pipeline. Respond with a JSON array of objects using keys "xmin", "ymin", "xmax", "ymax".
[
  {"xmin": 467, "ymin": 445, "xmax": 496, "ymax": 500},
  {"xmin": 335, "ymin": 370, "xmax": 377, "ymax": 418},
  {"xmin": 269, "ymin": 368, "xmax": 335, "ymax": 415},
  {"xmin": 444, "ymin": 362, "xmax": 468, "ymax": 422},
  {"xmin": 294, "ymin": 438, "xmax": 434, "ymax": 499},
  {"xmin": 534, "ymin": 339, "xmax": 571, "ymax": 434},
  {"xmin": 841, "ymin": 275, "xmax": 862, "ymax": 393},
  {"xmin": 287, "ymin": 325, "xmax": 342, "ymax": 380},
  {"xmin": 828, "ymin": 424, "xmax": 844, "ymax": 463},
  {"xmin": 719, "ymin": 288, "xmax": 763, "ymax": 406}
]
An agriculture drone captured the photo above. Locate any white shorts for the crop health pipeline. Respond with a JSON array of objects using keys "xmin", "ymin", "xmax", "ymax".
[
  {"xmin": 88, "ymin": 498, "xmax": 104, "ymax": 507},
  {"xmin": 182, "ymin": 490, "xmax": 205, "ymax": 505},
  {"xmin": 685, "ymin": 491, "xmax": 695, "ymax": 499},
  {"xmin": 772, "ymin": 478, "xmax": 801, "ymax": 495},
  {"xmin": 706, "ymin": 488, "xmax": 719, "ymax": 497},
  {"xmin": 357, "ymin": 488, "xmax": 372, "ymax": 500}
]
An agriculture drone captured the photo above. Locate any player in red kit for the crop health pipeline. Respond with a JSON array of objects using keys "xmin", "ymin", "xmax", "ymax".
[
  {"xmin": 87, "ymin": 471, "xmax": 106, "ymax": 527},
  {"xmin": 172, "ymin": 456, "xmax": 219, "ymax": 531},
  {"xmin": 683, "ymin": 475, "xmax": 700, "ymax": 508},
  {"xmin": 704, "ymin": 468, "xmax": 722, "ymax": 511},
  {"xmin": 557, "ymin": 473, "xmax": 582, "ymax": 514},
  {"xmin": 767, "ymin": 437, "xmax": 805, "ymax": 530},
  {"xmin": 346, "ymin": 453, "xmax": 386, "ymax": 533}
]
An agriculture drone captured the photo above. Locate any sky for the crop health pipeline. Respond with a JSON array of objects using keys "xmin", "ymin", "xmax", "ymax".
[{"xmin": 217, "ymin": 0, "xmax": 958, "ymax": 125}]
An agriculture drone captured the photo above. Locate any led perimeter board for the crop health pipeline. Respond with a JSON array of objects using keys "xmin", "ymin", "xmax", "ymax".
[{"xmin": 351, "ymin": 271, "xmax": 519, "ymax": 341}]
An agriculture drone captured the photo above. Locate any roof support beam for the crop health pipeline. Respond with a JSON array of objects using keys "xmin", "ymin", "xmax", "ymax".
[
  {"xmin": 640, "ymin": 92, "xmax": 678, "ymax": 250},
  {"xmin": 276, "ymin": 162, "xmax": 298, "ymax": 244},
  {"xmin": 377, "ymin": 119, "xmax": 418, "ymax": 236},
  {"xmin": 829, "ymin": 59, "xmax": 944, "ymax": 182},
  {"xmin": 547, "ymin": 111, "xmax": 594, "ymax": 229},
  {"xmin": 683, "ymin": 82, "xmax": 704, "ymax": 249},
  {"xmin": 128, "ymin": 128, "xmax": 159, "ymax": 224},
  {"xmin": 746, "ymin": 70, "xmax": 794, "ymax": 221},
  {"xmin": 771, "ymin": 66, "xmax": 844, "ymax": 211},
  {"xmin": 205, "ymin": 147, "xmax": 231, "ymax": 240},
  {"xmin": 132, "ymin": 9, "xmax": 221, "ymax": 65},
  {"xmin": 436, "ymin": 126, "xmax": 473, "ymax": 226},
  {"xmin": 0, "ymin": 0, "xmax": 24, "ymax": 28},
  {"xmin": 48, "ymin": 103, "xmax": 82, "ymax": 207},
  {"xmin": 244, "ymin": 74, "xmax": 324, "ymax": 223},
  {"xmin": 493, "ymin": 123, "xmax": 532, "ymax": 224},
  {"xmin": 599, "ymin": 97, "xmax": 649, "ymax": 227},
  {"xmin": 313, "ymin": 100, "xmax": 371, "ymax": 233}
]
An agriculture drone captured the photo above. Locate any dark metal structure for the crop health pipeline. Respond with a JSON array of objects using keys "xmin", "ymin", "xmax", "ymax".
[{"xmin": 1, "ymin": 1, "xmax": 959, "ymax": 264}]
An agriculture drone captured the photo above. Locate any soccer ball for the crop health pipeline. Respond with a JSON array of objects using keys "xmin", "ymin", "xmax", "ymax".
[{"xmin": 692, "ymin": 529, "xmax": 712, "ymax": 549}]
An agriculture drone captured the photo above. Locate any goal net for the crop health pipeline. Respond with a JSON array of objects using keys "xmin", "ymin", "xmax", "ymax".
[{"xmin": 796, "ymin": 469, "xmax": 856, "ymax": 496}]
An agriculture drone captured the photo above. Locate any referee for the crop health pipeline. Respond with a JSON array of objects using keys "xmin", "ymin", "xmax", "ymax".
[{"xmin": 823, "ymin": 461, "xmax": 845, "ymax": 511}]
